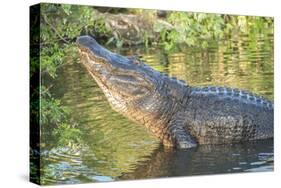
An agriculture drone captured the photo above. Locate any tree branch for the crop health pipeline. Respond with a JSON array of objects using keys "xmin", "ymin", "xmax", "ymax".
[{"xmin": 42, "ymin": 14, "xmax": 70, "ymax": 44}]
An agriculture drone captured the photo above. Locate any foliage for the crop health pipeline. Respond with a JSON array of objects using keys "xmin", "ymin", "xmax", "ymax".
[
  {"xmin": 53, "ymin": 123, "xmax": 82, "ymax": 147},
  {"xmin": 40, "ymin": 86, "xmax": 82, "ymax": 147},
  {"xmin": 153, "ymin": 12, "xmax": 273, "ymax": 51},
  {"xmin": 38, "ymin": 4, "xmax": 107, "ymax": 148},
  {"xmin": 40, "ymin": 4, "xmax": 93, "ymax": 78},
  {"xmin": 40, "ymin": 86, "xmax": 68, "ymax": 126}
]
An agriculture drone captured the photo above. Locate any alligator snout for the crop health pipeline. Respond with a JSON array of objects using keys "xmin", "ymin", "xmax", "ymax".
[{"xmin": 76, "ymin": 35, "xmax": 97, "ymax": 49}]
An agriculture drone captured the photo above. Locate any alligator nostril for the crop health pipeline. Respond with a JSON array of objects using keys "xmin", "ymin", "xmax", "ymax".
[
  {"xmin": 130, "ymin": 59, "xmax": 141, "ymax": 65},
  {"xmin": 134, "ymin": 60, "xmax": 140, "ymax": 64},
  {"xmin": 128, "ymin": 55, "xmax": 142, "ymax": 65}
]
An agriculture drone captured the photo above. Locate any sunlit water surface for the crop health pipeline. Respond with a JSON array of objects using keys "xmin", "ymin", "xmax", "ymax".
[{"xmin": 40, "ymin": 36, "xmax": 273, "ymax": 185}]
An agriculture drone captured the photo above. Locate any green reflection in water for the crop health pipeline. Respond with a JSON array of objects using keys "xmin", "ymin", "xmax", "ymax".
[{"xmin": 40, "ymin": 35, "xmax": 273, "ymax": 185}]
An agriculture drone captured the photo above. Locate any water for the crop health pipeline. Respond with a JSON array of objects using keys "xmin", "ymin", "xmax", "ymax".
[
  {"xmin": 40, "ymin": 36, "xmax": 273, "ymax": 185},
  {"xmin": 121, "ymin": 140, "xmax": 273, "ymax": 179}
]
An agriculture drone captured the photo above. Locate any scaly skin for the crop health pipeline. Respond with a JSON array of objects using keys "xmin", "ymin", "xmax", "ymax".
[{"xmin": 76, "ymin": 35, "xmax": 273, "ymax": 149}]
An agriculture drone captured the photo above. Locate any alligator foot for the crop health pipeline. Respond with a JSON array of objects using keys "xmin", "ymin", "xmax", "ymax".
[{"xmin": 168, "ymin": 115, "xmax": 197, "ymax": 149}]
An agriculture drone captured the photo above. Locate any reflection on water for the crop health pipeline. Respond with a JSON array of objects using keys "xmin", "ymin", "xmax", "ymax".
[
  {"xmin": 40, "ymin": 35, "xmax": 273, "ymax": 185},
  {"xmin": 121, "ymin": 139, "xmax": 273, "ymax": 180}
]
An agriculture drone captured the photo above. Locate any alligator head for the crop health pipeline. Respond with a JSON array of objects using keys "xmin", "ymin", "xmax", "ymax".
[{"xmin": 76, "ymin": 35, "xmax": 161, "ymax": 112}]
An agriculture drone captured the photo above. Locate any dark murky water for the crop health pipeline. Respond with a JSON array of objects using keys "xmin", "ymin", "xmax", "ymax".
[{"xmin": 40, "ymin": 36, "xmax": 274, "ymax": 185}]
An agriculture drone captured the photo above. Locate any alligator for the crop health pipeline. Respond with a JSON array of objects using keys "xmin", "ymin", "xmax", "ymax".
[{"xmin": 76, "ymin": 35, "xmax": 274, "ymax": 149}]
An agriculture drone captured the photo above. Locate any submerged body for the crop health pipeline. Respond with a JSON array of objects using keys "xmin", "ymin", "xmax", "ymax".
[{"xmin": 77, "ymin": 35, "xmax": 273, "ymax": 149}]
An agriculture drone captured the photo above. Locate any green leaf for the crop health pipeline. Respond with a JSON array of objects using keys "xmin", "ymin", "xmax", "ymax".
[
  {"xmin": 202, "ymin": 41, "xmax": 208, "ymax": 48},
  {"xmin": 106, "ymin": 37, "xmax": 115, "ymax": 45},
  {"xmin": 61, "ymin": 4, "xmax": 72, "ymax": 15}
]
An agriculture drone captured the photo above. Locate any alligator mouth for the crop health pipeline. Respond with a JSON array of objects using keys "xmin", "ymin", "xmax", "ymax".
[
  {"xmin": 76, "ymin": 36, "xmax": 114, "ymax": 92},
  {"xmin": 77, "ymin": 35, "xmax": 147, "ymax": 85},
  {"xmin": 77, "ymin": 35, "xmax": 141, "ymax": 72},
  {"xmin": 77, "ymin": 36, "xmax": 111, "ymax": 69}
]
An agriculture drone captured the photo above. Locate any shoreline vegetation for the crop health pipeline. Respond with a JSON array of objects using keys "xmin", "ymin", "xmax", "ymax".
[{"xmin": 30, "ymin": 3, "xmax": 274, "ymax": 179}]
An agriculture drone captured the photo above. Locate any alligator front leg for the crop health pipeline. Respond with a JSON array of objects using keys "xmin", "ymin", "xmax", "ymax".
[{"xmin": 166, "ymin": 115, "xmax": 197, "ymax": 149}]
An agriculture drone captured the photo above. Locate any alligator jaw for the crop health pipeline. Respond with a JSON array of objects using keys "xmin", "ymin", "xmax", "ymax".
[
  {"xmin": 76, "ymin": 35, "xmax": 137, "ymax": 70},
  {"xmin": 76, "ymin": 35, "xmax": 160, "ymax": 116}
]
